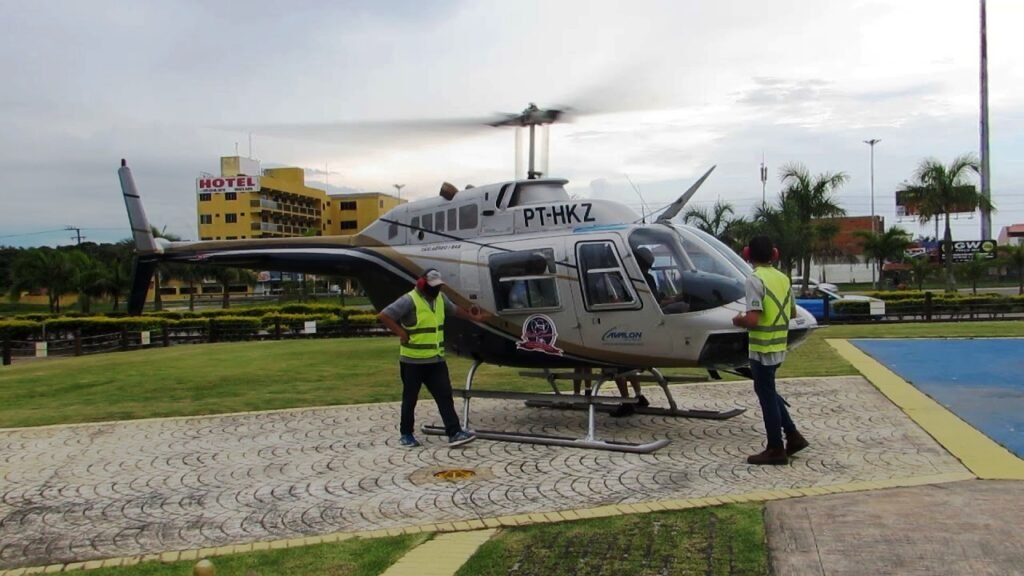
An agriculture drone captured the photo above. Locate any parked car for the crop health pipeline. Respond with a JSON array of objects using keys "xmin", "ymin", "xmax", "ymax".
[
  {"xmin": 794, "ymin": 286, "xmax": 885, "ymax": 321},
  {"xmin": 791, "ymin": 277, "xmax": 839, "ymax": 295}
]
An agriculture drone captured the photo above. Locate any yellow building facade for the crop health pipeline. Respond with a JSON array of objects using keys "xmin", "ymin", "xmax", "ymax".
[{"xmin": 196, "ymin": 156, "xmax": 405, "ymax": 241}]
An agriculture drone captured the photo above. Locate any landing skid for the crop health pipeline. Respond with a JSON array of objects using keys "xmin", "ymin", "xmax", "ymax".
[
  {"xmin": 421, "ymin": 360, "xmax": 678, "ymax": 453},
  {"xmin": 522, "ymin": 400, "xmax": 744, "ymax": 420}
]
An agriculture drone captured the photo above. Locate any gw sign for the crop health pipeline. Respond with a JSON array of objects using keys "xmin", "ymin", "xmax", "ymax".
[{"xmin": 940, "ymin": 240, "xmax": 997, "ymax": 262}]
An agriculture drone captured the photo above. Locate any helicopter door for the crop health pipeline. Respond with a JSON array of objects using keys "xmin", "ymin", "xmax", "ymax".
[{"xmin": 572, "ymin": 237, "xmax": 664, "ymax": 354}]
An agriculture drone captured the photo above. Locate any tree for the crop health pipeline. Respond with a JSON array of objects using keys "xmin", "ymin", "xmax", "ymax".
[
  {"xmin": 68, "ymin": 250, "xmax": 111, "ymax": 314},
  {"xmin": 906, "ymin": 257, "xmax": 935, "ymax": 291},
  {"xmin": 896, "ymin": 154, "xmax": 994, "ymax": 292},
  {"xmin": 682, "ymin": 200, "xmax": 748, "ymax": 249},
  {"xmin": 8, "ymin": 248, "xmax": 78, "ymax": 313},
  {"xmin": 752, "ymin": 200, "xmax": 802, "ymax": 278},
  {"xmin": 778, "ymin": 164, "xmax": 848, "ymax": 293},
  {"xmin": 998, "ymin": 243, "xmax": 1024, "ymax": 295},
  {"xmin": 854, "ymin": 227, "xmax": 911, "ymax": 291},
  {"xmin": 956, "ymin": 254, "xmax": 991, "ymax": 295},
  {"xmin": 811, "ymin": 220, "xmax": 843, "ymax": 284},
  {"xmin": 150, "ymin": 226, "xmax": 182, "ymax": 311},
  {"xmin": 210, "ymin": 267, "xmax": 257, "ymax": 309}
]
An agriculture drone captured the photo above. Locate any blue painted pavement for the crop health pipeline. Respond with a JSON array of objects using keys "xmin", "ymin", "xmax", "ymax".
[{"xmin": 852, "ymin": 338, "xmax": 1024, "ymax": 459}]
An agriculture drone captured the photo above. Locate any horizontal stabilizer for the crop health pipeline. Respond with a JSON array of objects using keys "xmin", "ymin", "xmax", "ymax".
[{"xmin": 117, "ymin": 159, "xmax": 162, "ymax": 255}]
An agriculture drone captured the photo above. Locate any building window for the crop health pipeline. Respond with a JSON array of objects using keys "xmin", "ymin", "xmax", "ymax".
[
  {"xmin": 200, "ymin": 214, "xmax": 213, "ymax": 225},
  {"xmin": 199, "ymin": 193, "xmax": 212, "ymax": 202},
  {"xmin": 458, "ymin": 204, "xmax": 478, "ymax": 230},
  {"xmin": 225, "ymin": 213, "xmax": 238, "ymax": 223},
  {"xmin": 340, "ymin": 220, "xmax": 359, "ymax": 230},
  {"xmin": 225, "ymin": 192, "xmax": 237, "ymax": 201},
  {"xmin": 200, "ymin": 236, "xmax": 213, "ymax": 241},
  {"xmin": 489, "ymin": 249, "xmax": 560, "ymax": 311},
  {"xmin": 328, "ymin": 219, "xmax": 332, "ymax": 224},
  {"xmin": 340, "ymin": 201, "xmax": 357, "ymax": 210},
  {"xmin": 226, "ymin": 236, "xmax": 237, "ymax": 240},
  {"xmin": 379, "ymin": 200, "xmax": 384, "ymax": 208}
]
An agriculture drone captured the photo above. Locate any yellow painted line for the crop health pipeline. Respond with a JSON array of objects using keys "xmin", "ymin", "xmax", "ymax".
[
  {"xmin": 380, "ymin": 529, "xmax": 497, "ymax": 576},
  {"xmin": 828, "ymin": 338, "xmax": 1024, "ymax": 480}
]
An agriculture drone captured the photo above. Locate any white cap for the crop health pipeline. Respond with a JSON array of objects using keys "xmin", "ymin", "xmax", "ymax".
[{"xmin": 425, "ymin": 269, "xmax": 445, "ymax": 287}]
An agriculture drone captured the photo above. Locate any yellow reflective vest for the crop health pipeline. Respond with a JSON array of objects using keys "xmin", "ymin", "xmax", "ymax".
[
  {"xmin": 400, "ymin": 289, "xmax": 445, "ymax": 359},
  {"xmin": 749, "ymin": 266, "xmax": 792, "ymax": 355}
]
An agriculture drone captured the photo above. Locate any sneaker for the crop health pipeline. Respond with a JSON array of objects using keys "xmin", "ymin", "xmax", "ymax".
[
  {"xmin": 399, "ymin": 434, "xmax": 421, "ymax": 448},
  {"xmin": 447, "ymin": 430, "xmax": 476, "ymax": 447}
]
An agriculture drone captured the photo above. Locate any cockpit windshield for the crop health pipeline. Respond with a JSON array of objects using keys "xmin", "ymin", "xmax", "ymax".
[{"xmin": 628, "ymin": 225, "xmax": 745, "ymax": 314}]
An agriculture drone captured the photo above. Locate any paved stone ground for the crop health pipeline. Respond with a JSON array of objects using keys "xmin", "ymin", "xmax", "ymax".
[
  {"xmin": 0, "ymin": 376, "xmax": 967, "ymax": 569},
  {"xmin": 767, "ymin": 479, "xmax": 1024, "ymax": 576}
]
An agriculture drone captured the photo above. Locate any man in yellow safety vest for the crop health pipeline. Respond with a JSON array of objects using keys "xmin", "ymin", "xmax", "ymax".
[
  {"xmin": 378, "ymin": 269, "xmax": 488, "ymax": 448},
  {"xmin": 732, "ymin": 236, "xmax": 809, "ymax": 465}
]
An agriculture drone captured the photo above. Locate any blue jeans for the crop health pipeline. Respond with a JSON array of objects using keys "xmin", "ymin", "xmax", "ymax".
[{"xmin": 750, "ymin": 359, "xmax": 796, "ymax": 449}]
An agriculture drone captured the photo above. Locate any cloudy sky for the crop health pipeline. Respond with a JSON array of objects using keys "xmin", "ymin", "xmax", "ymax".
[{"xmin": 1, "ymin": 0, "xmax": 1022, "ymax": 247}]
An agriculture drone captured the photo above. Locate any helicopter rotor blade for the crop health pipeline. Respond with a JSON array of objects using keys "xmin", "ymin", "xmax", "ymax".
[{"xmin": 656, "ymin": 165, "xmax": 717, "ymax": 223}]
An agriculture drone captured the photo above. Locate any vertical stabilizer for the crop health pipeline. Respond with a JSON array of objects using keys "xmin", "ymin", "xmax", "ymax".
[{"xmin": 117, "ymin": 159, "xmax": 162, "ymax": 254}]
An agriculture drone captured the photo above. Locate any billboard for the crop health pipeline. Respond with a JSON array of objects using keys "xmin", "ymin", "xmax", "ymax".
[
  {"xmin": 197, "ymin": 175, "xmax": 260, "ymax": 194},
  {"xmin": 895, "ymin": 185, "xmax": 977, "ymax": 218},
  {"xmin": 939, "ymin": 239, "xmax": 998, "ymax": 262}
]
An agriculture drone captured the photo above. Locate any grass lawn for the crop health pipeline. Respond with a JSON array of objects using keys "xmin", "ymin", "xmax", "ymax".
[
  {"xmin": 2, "ymin": 321, "xmax": 1022, "ymax": 428},
  {"xmin": 456, "ymin": 504, "xmax": 767, "ymax": 576},
  {"xmin": 79, "ymin": 533, "xmax": 427, "ymax": 576}
]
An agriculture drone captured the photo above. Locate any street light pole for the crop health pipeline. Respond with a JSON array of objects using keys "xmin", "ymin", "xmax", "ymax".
[
  {"xmin": 760, "ymin": 154, "xmax": 767, "ymax": 211},
  {"xmin": 980, "ymin": 0, "xmax": 992, "ymax": 240},
  {"xmin": 393, "ymin": 184, "xmax": 405, "ymax": 202},
  {"xmin": 864, "ymin": 138, "xmax": 881, "ymax": 287}
]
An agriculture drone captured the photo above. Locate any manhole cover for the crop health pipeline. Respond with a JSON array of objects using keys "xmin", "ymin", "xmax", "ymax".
[{"xmin": 433, "ymin": 469, "xmax": 477, "ymax": 481}]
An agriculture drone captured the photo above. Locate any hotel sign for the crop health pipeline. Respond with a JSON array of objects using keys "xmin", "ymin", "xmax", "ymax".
[{"xmin": 197, "ymin": 176, "xmax": 260, "ymax": 193}]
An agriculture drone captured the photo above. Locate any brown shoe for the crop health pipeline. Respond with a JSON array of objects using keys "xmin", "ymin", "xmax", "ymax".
[
  {"xmin": 747, "ymin": 447, "xmax": 788, "ymax": 465},
  {"xmin": 786, "ymin": 431, "xmax": 809, "ymax": 456}
]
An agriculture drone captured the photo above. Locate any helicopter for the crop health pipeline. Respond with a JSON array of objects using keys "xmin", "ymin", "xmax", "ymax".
[{"xmin": 118, "ymin": 104, "xmax": 817, "ymax": 452}]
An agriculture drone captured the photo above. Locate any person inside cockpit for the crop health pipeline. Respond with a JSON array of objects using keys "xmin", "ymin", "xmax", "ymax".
[{"xmin": 634, "ymin": 245, "xmax": 689, "ymax": 314}]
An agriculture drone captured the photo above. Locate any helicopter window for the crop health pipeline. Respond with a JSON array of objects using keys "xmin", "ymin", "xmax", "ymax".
[
  {"xmin": 422, "ymin": 213, "xmax": 433, "ymax": 232},
  {"xmin": 447, "ymin": 208, "xmax": 457, "ymax": 231},
  {"xmin": 488, "ymin": 249, "xmax": 559, "ymax": 312},
  {"xmin": 435, "ymin": 211, "xmax": 446, "ymax": 232},
  {"xmin": 410, "ymin": 216, "xmax": 420, "ymax": 230},
  {"xmin": 576, "ymin": 241, "xmax": 639, "ymax": 311},
  {"xmin": 496, "ymin": 184, "xmax": 510, "ymax": 209},
  {"xmin": 459, "ymin": 204, "xmax": 478, "ymax": 230},
  {"xmin": 388, "ymin": 222, "xmax": 399, "ymax": 240}
]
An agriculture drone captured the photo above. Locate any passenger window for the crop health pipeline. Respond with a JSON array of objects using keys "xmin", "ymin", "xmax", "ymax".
[
  {"xmin": 488, "ymin": 249, "xmax": 559, "ymax": 312},
  {"xmin": 447, "ymin": 208, "xmax": 457, "ymax": 231},
  {"xmin": 577, "ymin": 241, "xmax": 638, "ymax": 310},
  {"xmin": 459, "ymin": 204, "xmax": 478, "ymax": 230},
  {"xmin": 388, "ymin": 222, "xmax": 399, "ymax": 240},
  {"xmin": 422, "ymin": 213, "xmax": 433, "ymax": 232},
  {"xmin": 435, "ymin": 210, "xmax": 445, "ymax": 233},
  {"xmin": 410, "ymin": 216, "xmax": 420, "ymax": 230}
]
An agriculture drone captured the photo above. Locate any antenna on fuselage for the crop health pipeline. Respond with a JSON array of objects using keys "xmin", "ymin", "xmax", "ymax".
[
  {"xmin": 655, "ymin": 165, "xmax": 717, "ymax": 223},
  {"xmin": 624, "ymin": 173, "xmax": 647, "ymax": 223}
]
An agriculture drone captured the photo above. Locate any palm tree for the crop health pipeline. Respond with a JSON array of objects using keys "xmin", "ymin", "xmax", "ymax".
[
  {"xmin": 209, "ymin": 267, "xmax": 257, "ymax": 308},
  {"xmin": 682, "ymin": 200, "xmax": 748, "ymax": 248},
  {"xmin": 896, "ymin": 154, "xmax": 994, "ymax": 292},
  {"xmin": 150, "ymin": 226, "xmax": 182, "ymax": 311},
  {"xmin": 906, "ymin": 257, "xmax": 935, "ymax": 291},
  {"xmin": 854, "ymin": 227, "xmax": 911, "ymax": 290},
  {"xmin": 8, "ymin": 248, "xmax": 80, "ymax": 313},
  {"xmin": 778, "ymin": 164, "xmax": 848, "ymax": 293},
  {"xmin": 69, "ymin": 250, "xmax": 111, "ymax": 314},
  {"xmin": 997, "ymin": 244, "xmax": 1024, "ymax": 295},
  {"xmin": 753, "ymin": 201, "xmax": 802, "ymax": 278},
  {"xmin": 811, "ymin": 220, "xmax": 842, "ymax": 284}
]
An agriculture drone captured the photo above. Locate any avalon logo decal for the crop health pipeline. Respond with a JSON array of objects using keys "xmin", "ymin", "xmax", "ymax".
[{"xmin": 602, "ymin": 327, "xmax": 643, "ymax": 345}]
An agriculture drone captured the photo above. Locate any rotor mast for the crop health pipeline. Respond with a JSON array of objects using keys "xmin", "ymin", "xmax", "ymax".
[{"xmin": 489, "ymin": 103, "xmax": 564, "ymax": 179}]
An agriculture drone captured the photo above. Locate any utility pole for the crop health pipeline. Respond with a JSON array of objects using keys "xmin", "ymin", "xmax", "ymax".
[
  {"xmin": 979, "ymin": 0, "xmax": 992, "ymax": 240},
  {"xmin": 864, "ymin": 139, "xmax": 881, "ymax": 288},
  {"xmin": 65, "ymin": 225, "xmax": 84, "ymax": 245},
  {"xmin": 393, "ymin": 184, "xmax": 405, "ymax": 201},
  {"xmin": 759, "ymin": 154, "xmax": 768, "ymax": 210}
]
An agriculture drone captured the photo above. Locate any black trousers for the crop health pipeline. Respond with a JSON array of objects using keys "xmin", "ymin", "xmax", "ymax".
[{"xmin": 400, "ymin": 361, "xmax": 462, "ymax": 437}]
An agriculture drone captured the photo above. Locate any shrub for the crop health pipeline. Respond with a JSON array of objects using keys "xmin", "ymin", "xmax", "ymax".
[{"xmin": 0, "ymin": 320, "xmax": 42, "ymax": 340}]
